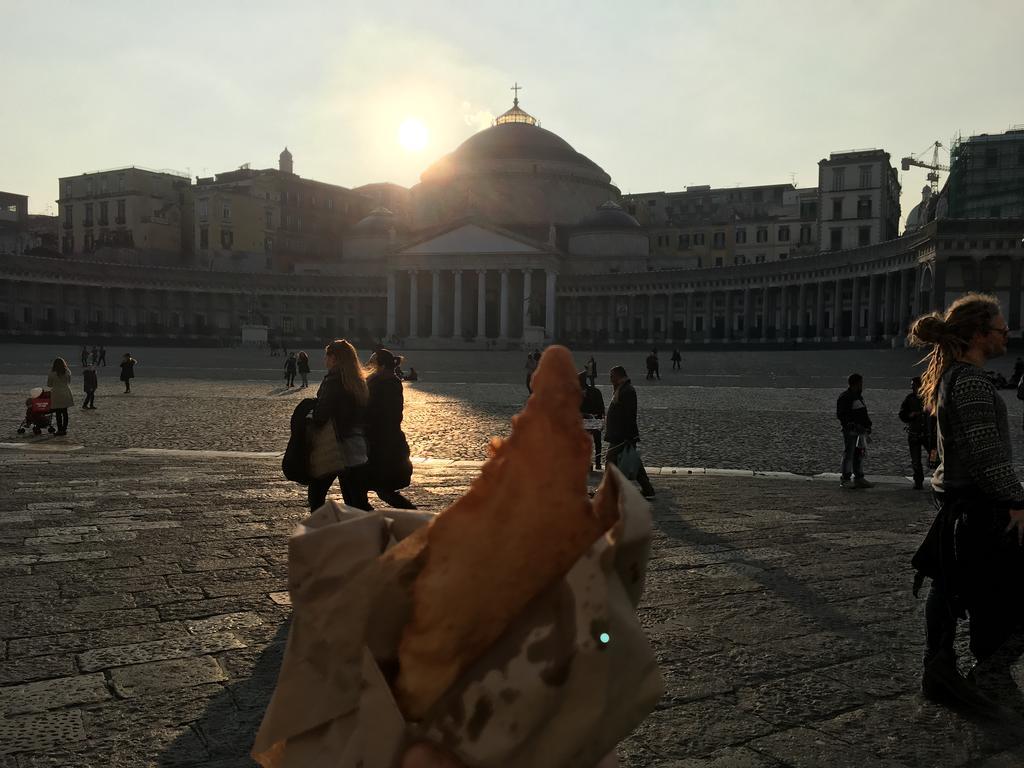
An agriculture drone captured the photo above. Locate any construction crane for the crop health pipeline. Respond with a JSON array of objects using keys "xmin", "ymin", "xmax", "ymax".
[{"xmin": 901, "ymin": 141, "xmax": 950, "ymax": 194}]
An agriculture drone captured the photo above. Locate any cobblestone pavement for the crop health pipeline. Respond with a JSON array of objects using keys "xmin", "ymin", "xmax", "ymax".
[
  {"xmin": 2, "ymin": 447, "xmax": 1023, "ymax": 766},
  {"xmin": 4, "ymin": 344, "xmax": 1024, "ymax": 477}
]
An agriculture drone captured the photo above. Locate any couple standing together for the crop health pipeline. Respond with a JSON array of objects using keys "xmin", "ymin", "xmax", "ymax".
[{"xmin": 306, "ymin": 341, "xmax": 414, "ymax": 512}]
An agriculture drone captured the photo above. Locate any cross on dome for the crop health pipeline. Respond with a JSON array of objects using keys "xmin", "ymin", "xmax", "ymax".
[{"xmin": 495, "ymin": 82, "xmax": 538, "ymax": 126}]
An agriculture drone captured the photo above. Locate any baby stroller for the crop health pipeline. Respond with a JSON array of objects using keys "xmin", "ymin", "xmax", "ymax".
[{"xmin": 18, "ymin": 388, "xmax": 56, "ymax": 435}]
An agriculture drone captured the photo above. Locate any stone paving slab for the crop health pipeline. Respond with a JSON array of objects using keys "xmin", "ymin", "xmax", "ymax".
[{"xmin": 1, "ymin": 449, "xmax": 1023, "ymax": 767}]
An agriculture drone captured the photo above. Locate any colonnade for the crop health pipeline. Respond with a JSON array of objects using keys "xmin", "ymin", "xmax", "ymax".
[
  {"xmin": 386, "ymin": 268, "xmax": 557, "ymax": 341},
  {"xmin": 560, "ymin": 267, "xmax": 929, "ymax": 344}
]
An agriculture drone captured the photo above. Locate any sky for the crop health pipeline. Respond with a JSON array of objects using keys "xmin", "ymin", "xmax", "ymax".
[{"xmin": 3, "ymin": 0, "xmax": 1023, "ymax": 226}]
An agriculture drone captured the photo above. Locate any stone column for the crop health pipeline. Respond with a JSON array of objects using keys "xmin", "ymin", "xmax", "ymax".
[
  {"xmin": 431, "ymin": 269, "xmax": 441, "ymax": 339},
  {"xmin": 814, "ymin": 282, "xmax": 825, "ymax": 340},
  {"xmin": 1010, "ymin": 260, "xmax": 1023, "ymax": 332},
  {"xmin": 685, "ymin": 293, "xmax": 694, "ymax": 343},
  {"xmin": 522, "ymin": 269, "xmax": 532, "ymax": 331},
  {"xmin": 832, "ymin": 278, "xmax": 842, "ymax": 341},
  {"xmin": 867, "ymin": 274, "xmax": 878, "ymax": 341},
  {"xmin": 882, "ymin": 272, "xmax": 893, "ymax": 338},
  {"xmin": 850, "ymin": 276, "xmax": 861, "ymax": 341},
  {"xmin": 647, "ymin": 294, "xmax": 656, "ymax": 344},
  {"xmin": 545, "ymin": 270, "xmax": 557, "ymax": 339},
  {"xmin": 761, "ymin": 284, "xmax": 770, "ymax": 341},
  {"xmin": 499, "ymin": 269, "xmax": 509, "ymax": 340},
  {"xmin": 724, "ymin": 290, "xmax": 733, "ymax": 341},
  {"xmin": 704, "ymin": 290, "xmax": 713, "ymax": 343},
  {"xmin": 385, "ymin": 272, "xmax": 397, "ymax": 340},
  {"xmin": 932, "ymin": 259, "xmax": 946, "ymax": 312},
  {"xmin": 408, "ymin": 270, "xmax": 418, "ymax": 338},
  {"xmin": 797, "ymin": 283, "xmax": 808, "ymax": 340},
  {"xmin": 896, "ymin": 269, "xmax": 908, "ymax": 340},
  {"xmin": 476, "ymin": 270, "xmax": 487, "ymax": 340},
  {"xmin": 453, "ymin": 270, "xmax": 463, "ymax": 340}
]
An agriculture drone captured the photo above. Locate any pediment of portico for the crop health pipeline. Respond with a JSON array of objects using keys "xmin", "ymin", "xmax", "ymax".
[{"xmin": 396, "ymin": 223, "xmax": 552, "ymax": 257}]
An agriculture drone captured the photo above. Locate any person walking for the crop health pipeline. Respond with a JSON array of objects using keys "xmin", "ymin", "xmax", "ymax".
[
  {"xmin": 580, "ymin": 371, "xmax": 605, "ymax": 471},
  {"xmin": 307, "ymin": 339, "xmax": 371, "ymax": 511},
  {"xmin": 297, "ymin": 351, "xmax": 310, "ymax": 388},
  {"xmin": 98, "ymin": 345, "xmax": 107, "ymax": 367},
  {"xmin": 90, "ymin": 346, "xmax": 98, "ymax": 366},
  {"xmin": 585, "ymin": 356, "xmax": 598, "ymax": 388},
  {"xmin": 645, "ymin": 351, "xmax": 660, "ymax": 381},
  {"xmin": 82, "ymin": 364, "xmax": 98, "ymax": 410},
  {"xmin": 284, "ymin": 352, "xmax": 298, "ymax": 388},
  {"xmin": 899, "ymin": 376, "xmax": 935, "ymax": 490},
  {"xmin": 119, "ymin": 353, "xmax": 136, "ymax": 393},
  {"xmin": 671, "ymin": 348, "xmax": 682, "ymax": 371},
  {"xmin": 47, "ymin": 358, "xmax": 74, "ymax": 436},
  {"xmin": 80, "ymin": 345, "xmax": 88, "ymax": 368},
  {"xmin": 836, "ymin": 373, "xmax": 873, "ymax": 489},
  {"xmin": 605, "ymin": 365, "xmax": 656, "ymax": 498},
  {"xmin": 525, "ymin": 352, "xmax": 539, "ymax": 394},
  {"xmin": 908, "ymin": 292, "xmax": 1024, "ymax": 709},
  {"xmin": 365, "ymin": 349, "xmax": 416, "ymax": 509}
]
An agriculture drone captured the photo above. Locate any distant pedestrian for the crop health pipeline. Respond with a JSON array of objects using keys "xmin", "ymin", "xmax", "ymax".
[
  {"xmin": 580, "ymin": 371, "xmax": 605, "ymax": 471},
  {"xmin": 645, "ymin": 351, "xmax": 660, "ymax": 381},
  {"xmin": 365, "ymin": 349, "xmax": 416, "ymax": 509},
  {"xmin": 90, "ymin": 346, "xmax": 98, "ymax": 366},
  {"xmin": 671, "ymin": 348, "xmax": 682, "ymax": 371},
  {"xmin": 899, "ymin": 376, "xmax": 935, "ymax": 490},
  {"xmin": 82, "ymin": 365, "xmax": 98, "ymax": 410},
  {"xmin": 80, "ymin": 345, "xmax": 88, "ymax": 368},
  {"xmin": 297, "ymin": 351, "xmax": 310, "ymax": 388},
  {"xmin": 405, "ymin": 366, "xmax": 419, "ymax": 381},
  {"xmin": 47, "ymin": 357, "xmax": 73, "ymax": 436},
  {"xmin": 98, "ymin": 346, "xmax": 106, "ymax": 367},
  {"xmin": 284, "ymin": 353, "xmax": 298, "ymax": 387},
  {"xmin": 605, "ymin": 365, "xmax": 655, "ymax": 498},
  {"xmin": 1011, "ymin": 357, "xmax": 1024, "ymax": 388},
  {"xmin": 525, "ymin": 352, "xmax": 539, "ymax": 394},
  {"xmin": 908, "ymin": 292, "xmax": 1024, "ymax": 710},
  {"xmin": 119, "ymin": 353, "xmax": 136, "ymax": 393},
  {"xmin": 836, "ymin": 373, "xmax": 873, "ymax": 489},
  {"xmin": 585, "ymin": 356, "xmax": 598, "ymax": 388}
]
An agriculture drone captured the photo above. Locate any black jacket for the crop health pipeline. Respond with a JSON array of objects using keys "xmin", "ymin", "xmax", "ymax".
[
  {"xmin": 285, "ymin": 357, "xmax": 298, "ymax": 374},
  {"xmin": 899, "ymin": 391, "xmax": 935, "ymax": 446},
  {"xmin": 311, "ymin": 370, "xmax": 365, "ymax": 438},
  {"xmin": 836, "ymin": 388, "xmax": 871, "ymax": 432},
  {"xmin": 581, "ymin": 385, "xmax": 605, "ymax": 419},
  {"xmin": 83, "ymin": 370, "xmax": 98, "ymax": 392},
  {"xmin": 282, "ymin": 398, "xmax": 316, "ymax": 485},
  {"xmin": 119, "ymin": 360, "xmax": 135, "ymax": 381},
  {"xmin": 605, "ymin": 379, "xmax": 640, "ymax": 444},
  {"xmin": 297, "ymin": 357, "xmax": 310, "ymax": 374},
  {"xmin": 365, "ymin": 371, "xmax": 413, "ymax": 491}
]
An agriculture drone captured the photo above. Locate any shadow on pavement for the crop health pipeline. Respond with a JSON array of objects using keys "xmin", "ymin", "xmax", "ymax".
[{"xmin": 159, "ymin": 621, "xmax": 290, "ymax": 767}]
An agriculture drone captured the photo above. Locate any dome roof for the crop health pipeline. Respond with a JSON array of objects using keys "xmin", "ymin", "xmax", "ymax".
[
  {"xmin": 446, "ymin": 122, "xmax": 606, "ymax": 175},
  {"xmin": 576, "ymin": 201, "xmax": 640, "ymax": 230},
  {"xmin": 351, "ymin": 207, "xmax": 398, "ymax": 234}
]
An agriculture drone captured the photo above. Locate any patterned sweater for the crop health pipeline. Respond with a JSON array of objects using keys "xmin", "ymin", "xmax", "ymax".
[{"xmin": 932, "ymin": 362, "xmax": 1024, "ymax": 502}]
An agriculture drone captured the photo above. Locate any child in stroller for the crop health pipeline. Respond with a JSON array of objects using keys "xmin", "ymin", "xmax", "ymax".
[{"xmin": 17, "ymin": 387, "xmax": 56, "ymax": 435}]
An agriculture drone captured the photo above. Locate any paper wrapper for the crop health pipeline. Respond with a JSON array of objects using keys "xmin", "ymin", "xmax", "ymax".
[{"xmin": 252, "ymin": 465, "xmax": 664, "ymax": 768}]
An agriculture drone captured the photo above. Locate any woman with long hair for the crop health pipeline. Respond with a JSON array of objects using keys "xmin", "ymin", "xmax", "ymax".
[
  {"xmin": 364, "ymin": 349, "xmax": 416, "ymax": 509},
  {"xmin": 307, "ymin": 339, "xmax": 371, "ymax": 511},
  {"xmin": 908, "ymin": 292, "xmax": 1024, "ymax": 709},
  {"xmin": 297, "ymin": 351, "xmax": 311, "ymax": 388},
  {"xmin": 47, "ymin": 357, "xmax": 74, "ymax": 436}
]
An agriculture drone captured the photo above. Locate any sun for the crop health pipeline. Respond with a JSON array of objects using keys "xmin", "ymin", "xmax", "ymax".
[{"xmin": 398, "ymin": 117, "xmax": 428, "ymax": 152}]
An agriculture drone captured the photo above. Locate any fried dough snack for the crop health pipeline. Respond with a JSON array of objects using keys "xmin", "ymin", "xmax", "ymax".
[{"xmin": 394, "ymin": 345, "xmax": 619, "ymax": 720}]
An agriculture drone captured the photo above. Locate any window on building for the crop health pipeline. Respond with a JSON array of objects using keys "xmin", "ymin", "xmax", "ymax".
[
  {"xmin": 199, "ymin": 227, "xmax": 209, "ymax": 249},
  {"xmin": 830, "ymin": 228, "xmax": 843, "ymax": 250},
  {"xmin": 736, "ymin": 254, "xmax": 747, "ymax": 265},
  {"xmin": 858, "ymin": 226, "xmax": 871, "ymax": 246},
  {"xmin": 832, "ymin": 199, "xmax": 843, "ymax": 220},
  {"xmin": 755, "ymin": 253, "xmax": 765, "ymax": 264},
  {"xmin": 118, "ymin": 175, "xmax": 125, "ymax": 192},
  {"xmin": 800, "ymin": 201, "xmax": 817, "ymax": 219},
  {"xmin": 100, "ymin": 177, "xmax": 108, "ymax": 194},
  {"xmin": 736, "ymin": 228, "xmax": 747, "ymax": 244},
  {"xmin": 696, "ymin": 257, "xmax": 703, "ymax": 267},
  {"xmin": 86, "ymin": 179, "xmax": 94, "ymax": 195},
  {"xmin": 713, "ymin": 231, "xmax": 725, "ymax": 248},
  {"xmin": 311, "ymin": 195, "xmax": 317, "ymax": 208},
  {"xmin": 198, "ymin": 199, "xmax": 209, "ymax": 219},
  {"xmin": 117, "ymin": 199, "xmax": 126, "ymax": 224},
  {"xmin": 857, "ymin": 197, "xmax": 872, "ymax": 218},
  {"xmin": 832, "ymin": 168, "xmax": 846, "ymax": 191},
  {"xmin": 799, "ymin": 224, "xmax": 812, "ymax": 244},
  {"xmin": 63, "ymin": 181, "xmax": 72, "ymax": 198},
  {"xmin": 678, "ymin": 234, "xmax": 689, "ymax": 249},
  {"xmin": 222, "ymin": 203, "xmax": 231, "ymax": 220},
  {"xmin": 84, "ymin": 203, "xmax": 93, "ymax": 227},
  {"xmin": 64, "ymin": 204, "xmax": 73, "ymax": 226},
  {"xmin": 859, "ymin": 166, "xmax": 873, "ymax": 188},
  {"xmin": 779, "ymin": 252, "xmax": 788, "ymax": 260},
  {"xmin": 985, "ymin": 148, "xmax": 999, "ymax": 168},
  {"xmin": 327, "ymin": 197, "xmax": 334, "ymax": 210},
  {"xmin": 84, "ymin": 231, "xmax": 94, "ymax": 251},
  {"xmin": 756, "ymin": 227, "xmax": 768, "ymax": 243},
  {"xmin": 221, "ymin": 230, "xmax": 233, "ymax": 249},
  {"xmin": 647, "ymin": 199, "xmax": 657, "ymax": 207},
  {"xmin": 778, "ymin": 225, "xmax": 790, "ymax": 241},
  {"xmin": 265, "ymin": 210, "xmax": 273, "ymax": 229},
  {"xmin": 752, "ymin": 189, "xmax": 764, "ymax": 202},
  {"xmin": 264, "ymin": 237, "xmax": 273, "ymax": 253},
  {"xmin": 62, "ymin": 235, "xmax": 73, "ymax": 253},
  {"xmin": 715, "ymin": 256, "xmax": 723, "ymax": 267},
  {"xmin": 695, "ymin": 316, "xmax": 704, "ymax": 332},
  {"xmin": 99, "ymin": 201, "xmax": 108, "ymax": 226}
]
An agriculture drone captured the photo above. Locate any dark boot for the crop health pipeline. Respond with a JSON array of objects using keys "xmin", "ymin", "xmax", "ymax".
[{"xmin": 921, "ymin": 649, "xmax": 999, "ymax": 714}]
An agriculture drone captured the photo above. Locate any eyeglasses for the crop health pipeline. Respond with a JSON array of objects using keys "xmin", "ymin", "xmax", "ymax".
[{"xmin": 991, "ymin": 326, "xmax": 1010, "ymax": 337}]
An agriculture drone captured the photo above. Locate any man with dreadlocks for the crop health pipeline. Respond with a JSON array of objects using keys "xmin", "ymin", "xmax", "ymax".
[{"xmin": 909, "ymin": 292, "xmax": 1024, "ymax": 711}]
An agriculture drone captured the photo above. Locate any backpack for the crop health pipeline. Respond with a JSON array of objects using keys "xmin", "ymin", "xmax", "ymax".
[{"xmin": 282, "ymin": 398, "xmax": 317, "ymax": 485}]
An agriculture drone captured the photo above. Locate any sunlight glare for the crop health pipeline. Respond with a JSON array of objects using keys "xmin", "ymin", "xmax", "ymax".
[{"xmin": 398, "ymin": 117, "xmax": 428, "ymax": 152}]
